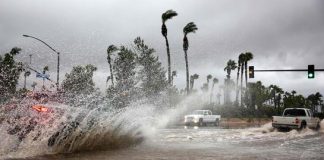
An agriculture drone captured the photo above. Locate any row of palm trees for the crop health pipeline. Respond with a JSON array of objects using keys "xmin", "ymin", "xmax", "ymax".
[
  {"xmin": 222, "ymin": 52, "xmax": 254, "ymax": 105},
  {"xmin": 105, "ymin": 9, "xmax": 198, "ymax": 95}
]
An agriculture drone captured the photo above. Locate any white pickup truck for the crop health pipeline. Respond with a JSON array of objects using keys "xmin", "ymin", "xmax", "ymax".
[
  {"xmin": 184, "ymin": 110, "xmax": 221, "ymax": 126},
  {"xmin": 272, "ymin": 108, "xmax": 320, "ymax": 130}
]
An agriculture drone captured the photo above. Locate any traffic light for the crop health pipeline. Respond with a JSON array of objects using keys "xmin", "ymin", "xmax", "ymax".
[
  {"xmin": 249, "ymin": 66, "xmax": 254, "ymax": 78},
  {"xmin": 308, "ymin": 65, "xmax": 315, "ymax": 79}
]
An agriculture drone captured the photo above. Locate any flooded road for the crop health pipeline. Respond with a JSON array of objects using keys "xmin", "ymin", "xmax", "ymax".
[
  {"xmin": 25, "ymin": 124, "xmax": 324, "ymax": 160},
  {"xmin": 2, "ymin": 102, "xmax": 323, "ymax": 160}
]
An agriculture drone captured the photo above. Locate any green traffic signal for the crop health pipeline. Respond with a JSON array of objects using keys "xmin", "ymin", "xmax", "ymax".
[
  {"xmin": 308, "ymin": 73, "xmax": 314, "ymax": 78},
  {"xmin": 308, "ymin": 65, "xmax": 315, "ymax": 79}
]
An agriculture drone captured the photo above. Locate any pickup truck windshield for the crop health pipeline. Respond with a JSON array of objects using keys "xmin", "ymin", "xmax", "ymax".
[
  {"xmin": 192, "ymin": 110, "xmax": 204, "ymax": 115},
  {"xmin": 283, "ymin": 109, "xmax": 306, "ymax": 117}
]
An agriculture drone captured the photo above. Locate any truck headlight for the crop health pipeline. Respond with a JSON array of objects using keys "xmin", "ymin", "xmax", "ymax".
[{"xmin": 193, "ymin": 117, "xmax": 199, "ymax": 123}]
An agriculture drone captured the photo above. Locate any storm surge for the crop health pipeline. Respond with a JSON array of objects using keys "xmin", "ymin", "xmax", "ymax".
[{"xmin": 0, "ymin": 99, "xmax": 159, "ymax": 159}]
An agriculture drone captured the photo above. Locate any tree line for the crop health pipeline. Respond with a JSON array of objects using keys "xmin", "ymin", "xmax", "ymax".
[{"xmin": 0, "ymin": 9, "xmax": 323, "ymax": 118}]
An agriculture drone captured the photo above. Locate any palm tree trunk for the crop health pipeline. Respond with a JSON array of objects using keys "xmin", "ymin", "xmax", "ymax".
[
  {"xmin": 235, "ymin": 65, "xmax": 240, "ymax": 105},
  {"xmin": 164, "ymin": 36, "xmax": 171, "ymax": 85},
  {"xmin": 245, "ymin": 61, "xmax": 249, "ymax": 107},
  {"xmin": 223, "ymin": 85, "xmax": 226, "ymax": 104},
  {"xmin": 210, "ymin": 83, "xmax": 215, "ymax": 104},
  {"xmin": 191, "ymin": 80, "xmax": 194, "ymax": 90},
  {"xmin": 240, "ymin": 62, "xmax": 244, "ymax": 107},
  {"xmin": 184, "ymin": 50, "xmax": 189, "ymax": 95},
  {"xmin": 24, "ymin": 75, "xmax": 27, "ymax": 89},
  {"xmin": 109, "ymin": 61, "xmax": 114, "ymax": 86},
  {"xmin": 245, "ymin": 61, "xmax": 248, "ymax": 88}
]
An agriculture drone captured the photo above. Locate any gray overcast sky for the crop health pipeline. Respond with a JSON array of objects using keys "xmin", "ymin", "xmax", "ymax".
[{"xmin": 0, "ymin": 0, "xmax": 323, "ymax": 95}]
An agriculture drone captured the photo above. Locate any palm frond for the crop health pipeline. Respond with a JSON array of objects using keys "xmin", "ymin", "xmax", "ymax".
[
  {"xmin": 107, "ymin": 45, "xmax": 118, "ymax": 54},
  {"xmin": 213, "ymin": 78, "xmax": 219, "ymax": 84},
  {"xmin": 245, "ymin": 52, "xmax": 253, "ymax": 61},
  {"xmin": 183, "ymin": 22, "xmax": 198, "ymax": 34},
  {"xmin": 193, "ymin": 73, "xmax": 199, "ymax": 79},
  {"xmin": 162, "ymin": 10, "xmax": 178, "ymax": 22},
  {"xmin": 10, "ymin": 47, "xmax": 22, "ymax": 56},
  {"xmin": 43, "ymin": 66, "xmax": 49, "ymax": 72}
]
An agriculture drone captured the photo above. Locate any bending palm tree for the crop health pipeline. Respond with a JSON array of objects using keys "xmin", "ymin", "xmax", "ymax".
[
  {"xmin": 244, "ymin": 52, "xmax": 253, "ymax": 87},
  {"xmin": 210, "ymin": 77, "xmax": 219, "ymax": 103},
  {"xmin": 183, "ymin": 22, "xmax": 198, "ymax": 95},
  {"xmin": 161, "ymin": 10, "xmax": 178, "ymax": 85},
  {"xmin": 243, "ymin": 52, "xmax": 253, "ymax": 106},
  {"xmin": 31, "ymin": 82, "xmax": 37, "ymax": 91},
  {"xmin": 107, "ymin": 45, "xmax": 118, "ymax": 87},
  {"xmin": 171, "ymin": 70, "xmax": 177, "ymax": 85},
  {"xmin": 207, "ymin": 74, "xmax": 212, "ymax": 91},
  {"xmin": 224, "ymin": 60, "xmax": 237, "ymax": 104},
  {"xmin": 42, "ymin": 66, "xmax": 49, "ymax": 89},
  {"xmin": 224, "ymin": 60, "xmax": 237, "ymax": 80},
  {"xmin": 190, "ymin": 73, "xmax": 199, "ymax": 90},
  {"xmin": 23, "ymin": 71, "xmax": 31, "ymax": 89},
  {"xmin": 236, "ymin": 53, "xmax": 244, "ymax": 106},
  {"xmin": 240, "ymin": 54, "xmax": 246, "ymax": 107}
]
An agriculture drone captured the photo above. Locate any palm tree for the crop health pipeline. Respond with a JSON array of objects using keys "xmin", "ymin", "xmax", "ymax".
[
  {"xmin": 107, "ymin": 45, "xmax": 118, "ymax": 87},
  {"xmin": 42, "ymin": 66, "xmax": 49, "ymax": 89},
  {"xmin": 23, "ymin": 71, "xmax": 31, "ymax": 89},
  {"xmin": 309, "ymin": 92, "xmax": 323, "ymax": 112},
  {"xmin": 236, "ymin": 53, "xmax": 245, "ymax": 106},
  {"xmin": 216, "ymin": 93, "xmax": 221, "ymax": 105},
  {"xmin": 224, "ymin": 60, "xmax": 237, "ymax": 79},
  {"xmin": 161, "ymin": 10, "xmax": 178, "ymax": 85},
  {"xmin": 190, "ymin": 73, "xmax": 199, "ymax": 90},
  {"xmin": 269, "ymin": 85, "xmax": 283, "ymax": 112},
  {"xmin": 31, "ymin": 82, "xmax": 37, "ymax": 91},
  {"xmin": 240, "ymin": 54, "xmax": 245, "ymax": 106},
  {"xmin": 244, "ymin": 52, "xmax": 253, "ymax": 87},
  {"xmin": 171, "ymin": 70, "xmax": 177, "ymax": 85},
  {"xmin": 210, "ymin": 77, "xmax": 219, "ymax": 103},
  {"xmin": 183, "ymin": 22, "xmax": 198, "ymax": 95},
  {"xmin": 9, "ymin": 47, "xmax": 22, "ymax": 56},
  {"xmin": 207, "ymin": 74, "xmax": 212, "ymax": 91},
  {"xmin": 315, "ymin": 92, "xmax": 323, "ymax": 112},
  {"xmin": 224, "ymin": 60, "xmax": 237, "ymax": 104},
  {"xmin": 219, "ymin": 85, "xmax": 225, "ymax": 104}
]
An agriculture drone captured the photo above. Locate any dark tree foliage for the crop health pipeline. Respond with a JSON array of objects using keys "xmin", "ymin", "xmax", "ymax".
[
  {"xmin": 134, "ymin": 37, "xmax": 168, "ymax": 99},
  {"xmin": 0, "ymin": 47, "xmax": 23, "ymax": 103},
  {"xmin": 62, "ymin": 64, "xmax": 97, "ymax": 95},
  {"xmin": 107, "ymin": 46, "xmax": 138, "ymax": 108}
]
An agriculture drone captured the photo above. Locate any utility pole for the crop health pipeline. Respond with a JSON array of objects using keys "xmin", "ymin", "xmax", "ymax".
[{"xmin": 23, "ymin": 35, "xmax": 60, "ymax": 91}]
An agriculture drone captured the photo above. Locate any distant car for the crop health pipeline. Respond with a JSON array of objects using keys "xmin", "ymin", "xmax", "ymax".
[
  {"xmin": 184, "ymin": 110, "xmax": 221, "ymax": 126},
  {"xmin": 272, "ymin": 108, "xmax": 320, "ymax": 130}
]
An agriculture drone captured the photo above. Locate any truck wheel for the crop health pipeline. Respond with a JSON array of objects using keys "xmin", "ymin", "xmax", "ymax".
[
  {"xmin": 199, "ymin": 119, "xmax": 204, "ymax": 126},
  {"xmin": 214, "ymin": 119, "xmax": 219, "ymax": 126},
  {"xmin": 300, "ymin": 121, "xmax": 307, "ymax": 130},
  {"xmin": 315, "ymin": 122, "xmax": 320, "ymax": 130}
]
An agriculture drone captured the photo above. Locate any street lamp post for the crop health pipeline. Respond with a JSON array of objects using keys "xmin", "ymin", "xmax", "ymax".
[{"xmin": 23, "ymin": 34, "xmax": 60, "ymax": 90}]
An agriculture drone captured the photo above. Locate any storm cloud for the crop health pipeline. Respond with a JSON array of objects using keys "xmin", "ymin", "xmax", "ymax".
[{"xmin": 0, "ymin": 0, "xmax": 323, "ymax": 95}]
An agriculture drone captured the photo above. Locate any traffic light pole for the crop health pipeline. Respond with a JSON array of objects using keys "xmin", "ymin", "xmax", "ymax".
[
  {"xmin": 254, "ymin": 69, "xmax": 324, "ymax": 72},
  {"xmin": 248, "ymin": 65, "xmax": 324, "ymax": 79}
]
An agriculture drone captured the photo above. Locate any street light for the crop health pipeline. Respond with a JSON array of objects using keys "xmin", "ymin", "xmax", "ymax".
[{"xmin": 23, "ymin": 34, "xmax": 60, "ymax": 90}]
